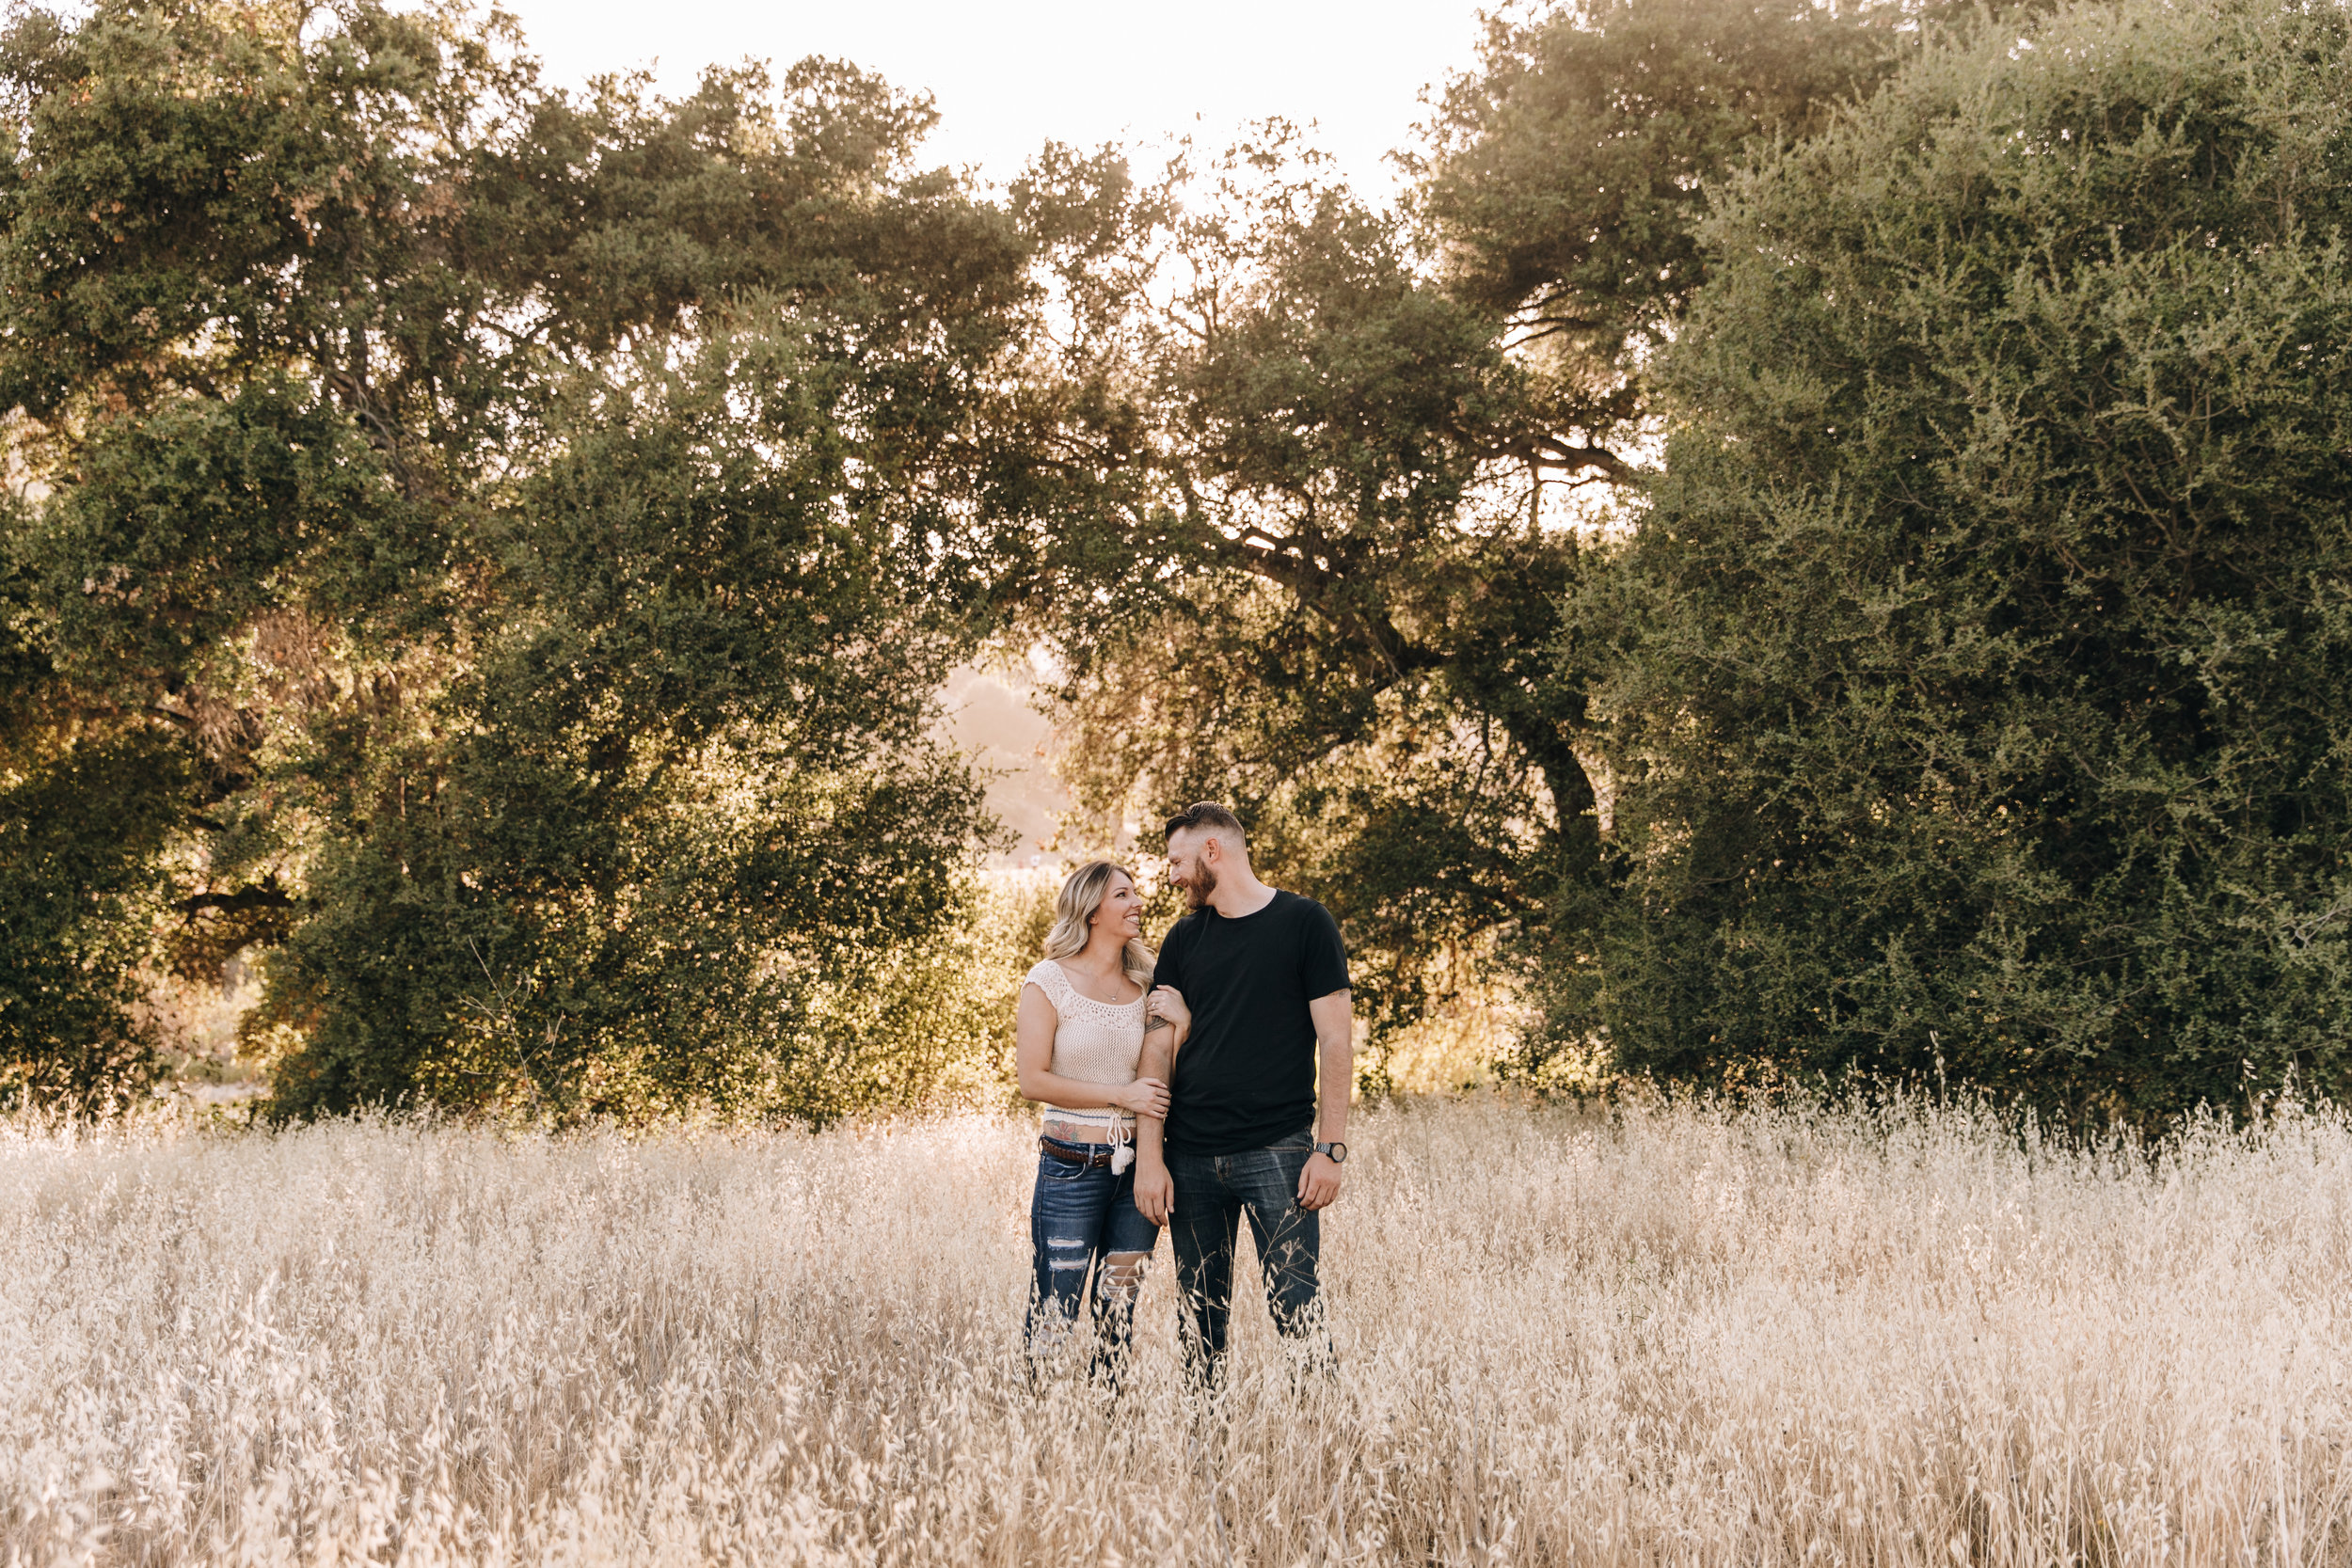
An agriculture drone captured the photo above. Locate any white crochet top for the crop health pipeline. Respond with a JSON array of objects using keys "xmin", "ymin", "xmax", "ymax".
[{"xmin": 1025, "ymin": 958, "xmax": 1149, "ymax": 1135}]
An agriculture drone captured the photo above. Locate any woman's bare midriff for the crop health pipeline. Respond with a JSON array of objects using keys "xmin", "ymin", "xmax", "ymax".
[{"xmin": 1041, "ymin": 1115, "xmax": 1132, "ymax": 1147}]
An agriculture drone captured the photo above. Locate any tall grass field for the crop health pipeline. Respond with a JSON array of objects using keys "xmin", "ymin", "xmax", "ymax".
[{"xmin": 6, "ymin": 1095, "xmax": 2351, "ymax": 1565}]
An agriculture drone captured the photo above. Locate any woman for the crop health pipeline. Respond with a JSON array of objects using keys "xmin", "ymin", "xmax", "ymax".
[{"xmin": 1015, "ymin": 860, "xmax": 1182, "ymax": 1376}]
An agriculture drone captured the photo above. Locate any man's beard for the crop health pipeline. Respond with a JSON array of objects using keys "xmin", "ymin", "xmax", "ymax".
[{"xmin": 1184, "ymin": 860, "xmax": 1218, "ymax": 909}]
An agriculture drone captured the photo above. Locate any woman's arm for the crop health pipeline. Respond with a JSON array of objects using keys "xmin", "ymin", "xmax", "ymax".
[
  {"xmin": 1014, "ymin": 983, "xmax": 1169, "ymax": 1117},
  {"xmin": 1147, "ymin": 986, "xmax": 1191, "ymax": 1050}
]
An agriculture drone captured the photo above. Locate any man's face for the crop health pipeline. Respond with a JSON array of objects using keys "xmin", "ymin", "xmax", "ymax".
[{"xmin": 1166, "ymin": 829, "xmax": 1218, "ymax": 910}]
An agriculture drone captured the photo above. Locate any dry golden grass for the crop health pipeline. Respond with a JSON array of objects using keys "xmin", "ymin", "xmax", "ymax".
[{"xmin": 6, "ymin": 1093, "xmax": 2352, "ymax": 1565}]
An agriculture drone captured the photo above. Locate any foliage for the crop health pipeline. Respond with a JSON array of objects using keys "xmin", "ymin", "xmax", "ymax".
[
  {"xmin": 1408, "ymin": 0, "xmax": 1991, "ymax": 482},
  {"xmin": 1004, "ymin": 140, "xmax": 1604, "ymax": 1078},
  {"xmin": 0, "ymin": 708, "xmax": 184, "ymax": 1102},
  {"xmin": 1578, "ymin": 0, "xmax": 2352, "ymax": 1117},
  {"xmin": 1010, "ymin": 0, "xmax": 1998, "ymax": 1083},
  {"xmin": 17, "ymin": 0, "xmax": 2352, "ymax": 1122},
  {"xmin": 0, "ymin": 0, "xmax": 1047, "ymax": 1115},
  {"xmin": 780, "ymin": 871, "xmax": 1053, "ymax": 1123}
]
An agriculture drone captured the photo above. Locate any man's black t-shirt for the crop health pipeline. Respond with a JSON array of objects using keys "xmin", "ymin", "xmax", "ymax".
[{"xmin": 1155, "ymin": 890, "xmax": 1350, "ymax": 1156}]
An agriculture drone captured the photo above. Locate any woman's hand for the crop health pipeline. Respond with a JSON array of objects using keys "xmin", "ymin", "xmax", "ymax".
[
  {"xmin": 1148, "ymin": 986, "xmax": 1191, "ymax": 1035},
  {"xmin": 1114, "ymin": 1076, "xmax": 1170, "ymax": 1119}
]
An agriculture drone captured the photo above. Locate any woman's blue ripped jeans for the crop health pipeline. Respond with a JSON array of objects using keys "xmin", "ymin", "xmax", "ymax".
[{"xmin": 1026, "ymin": 1137, "xmax": 1160, "ymax": 1381}]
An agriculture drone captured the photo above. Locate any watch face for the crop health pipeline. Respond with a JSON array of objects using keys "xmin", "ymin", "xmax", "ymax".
[{"xmin": 1327, "ymin": 1142, "xmax": 1347, "ymax": 1164}]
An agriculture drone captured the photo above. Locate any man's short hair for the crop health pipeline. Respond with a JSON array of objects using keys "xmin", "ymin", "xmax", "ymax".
[{"xmin": 1164, "ymin": 801, "xmax": 1246, "ymax": 847}]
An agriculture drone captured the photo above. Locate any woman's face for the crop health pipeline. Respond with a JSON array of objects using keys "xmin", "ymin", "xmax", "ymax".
[{"xmin": 1090, "ymin": 870, "xmax": 1145, "ymax": 942}]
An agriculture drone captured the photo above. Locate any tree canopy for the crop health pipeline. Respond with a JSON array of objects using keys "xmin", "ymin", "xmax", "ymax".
[
  {"xmin": 1408, "ymin": 0, "xmax": 1983, "ymax": 483},
  {"xmin": 0, "ymin": 0, "xmax": 1056, "ymax": 1114},
  {"xmin": 1011, "ymin": 0, "xmax": 1963, "ymax": 1074},
  {"xmin": 999, "ymin": 140, "xmax": 1593, "ymax": 1068},
  {"xmin": 1581, "ymin": 0, "xmax": 2352, "ymax": 1115},
  {"xmin": 8, "ymin": 0, "xmax": 2351, "ymax": 1122}
]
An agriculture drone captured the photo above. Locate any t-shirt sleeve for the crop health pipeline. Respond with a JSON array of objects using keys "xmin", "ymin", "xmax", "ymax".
[
  {"xmin": 1154, "ymin": 922, "xmax": 1188, "ymax": 996},
  {"xmin": 1022, "ymin": 959, "xmax": 1067, "ymax": 1016},
  {"xmin": 1299, "ymin": 899, "xmax": 1350, "ymax": 999}
]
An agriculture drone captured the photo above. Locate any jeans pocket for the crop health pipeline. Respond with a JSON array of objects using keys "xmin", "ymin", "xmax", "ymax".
[{"xmin": 1039, "ymin": 1153, "xmax": 1090, "ymax": 1183}]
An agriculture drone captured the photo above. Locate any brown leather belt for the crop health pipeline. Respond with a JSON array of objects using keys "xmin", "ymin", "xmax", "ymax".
[{"xmin": 1039, "ymin": 1135, "xmax": 1118, "ymax": 1169}]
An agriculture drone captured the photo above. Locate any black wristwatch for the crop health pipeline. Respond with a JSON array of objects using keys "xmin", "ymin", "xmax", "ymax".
[{"xmin": 1314, "ymin": 1141, "xmax": 1347, "ymax": 1164}]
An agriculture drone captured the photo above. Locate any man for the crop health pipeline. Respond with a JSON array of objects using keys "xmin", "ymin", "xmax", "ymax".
[{"xmin": 1131, "ymin": 801, "xmax": 1352, "ymax": 1386}]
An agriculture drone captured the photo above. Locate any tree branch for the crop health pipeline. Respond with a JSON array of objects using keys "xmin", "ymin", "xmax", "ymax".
[
  {"xmin": 1523, "ymin": 434, "xmax": 1638, "ymax": 483},
  {"xmin": 174, "ymin": 879, "xmax": 297, "ymax": 920}
]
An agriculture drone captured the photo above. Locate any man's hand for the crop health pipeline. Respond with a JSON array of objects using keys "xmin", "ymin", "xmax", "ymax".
[
  {"xmin": 1135, "ymin": 1157, "xmax": 1173, "ymax": 1226},
  {"xmin": 1296, "ymin": 1151, "xmax": 1343, "ymax": 1211}
]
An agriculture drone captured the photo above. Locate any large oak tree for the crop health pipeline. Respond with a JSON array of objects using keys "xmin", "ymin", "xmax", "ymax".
[
  {"xmin": 0, "ymin": 0, "xmax": 1051, "ymax": 1114},
  {"xmin": 1011, "ymin": 1, "xmax": 1963, "ymax": 1074},
  {"xmin": 1585, "ymin": 0, "xmax": 2352, "ymax": 1116}
]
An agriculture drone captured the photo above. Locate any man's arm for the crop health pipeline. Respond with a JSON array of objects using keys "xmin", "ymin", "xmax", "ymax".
[
  {"xmin": 1298, "ymin": 989, "xmax": 1353, "ymax": 1211},
  {"xmin": 1133, "ymin": 1020, "xmax": 1176, "ymax": 1225},
  {"xmin": 1136, "ymin": 929, "xmax": 1188, "ymax": 1227}
]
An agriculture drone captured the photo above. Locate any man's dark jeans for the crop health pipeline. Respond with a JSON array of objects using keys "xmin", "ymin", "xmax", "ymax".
[{"xmin": 1168, "ymin": 1128, "xmax": 1331, "ymax": 1385}]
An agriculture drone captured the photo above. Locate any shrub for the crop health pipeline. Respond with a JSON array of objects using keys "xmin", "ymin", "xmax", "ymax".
[{"xmin": 1574, "ymin": 0, "xmax": 2352, "ymax": 1117}]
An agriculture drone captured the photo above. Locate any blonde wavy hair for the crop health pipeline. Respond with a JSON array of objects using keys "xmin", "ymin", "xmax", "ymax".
[{"xmin": 1042, "ymin": 860, "xmax": 1155, "ymax": 990}]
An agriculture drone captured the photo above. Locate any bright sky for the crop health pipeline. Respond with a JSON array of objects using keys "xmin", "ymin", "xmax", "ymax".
[{"xmin": 498, "ymin": 0, "xmax": 1494, "ymax": 203}]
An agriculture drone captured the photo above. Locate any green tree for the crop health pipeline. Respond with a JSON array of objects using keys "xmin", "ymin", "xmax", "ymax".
[
  {"xmin": 0, "ymin": 1, "xmax": 1041, "ymax": 1114},
  {"xmin": 1409, "ymin": 0, "xmax": 1974, "ymax": 482},
  {"xmin": 1004, "ymin": 140, "xmax": 1597, "ymax": 1069},
  {"xmin": 1581, "ymin": 0, "xmax": 2352, "ymax": 1116},
  {"xmin": 1009, "ymin": 2, "xmax": 1996, "ymax": 1074}
]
